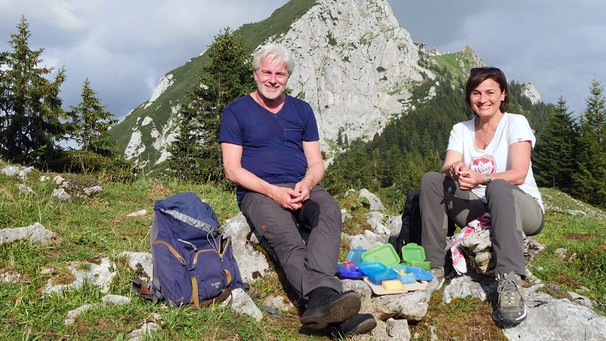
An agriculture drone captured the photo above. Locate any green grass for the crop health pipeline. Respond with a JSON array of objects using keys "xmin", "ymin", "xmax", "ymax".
[
  {"xmin": 1, "ymin": 161, "xmax": 605, "ymax": 340},
  {"xmin": 528, "ymin": 188, "xmax": 606, "ymax": 315}
]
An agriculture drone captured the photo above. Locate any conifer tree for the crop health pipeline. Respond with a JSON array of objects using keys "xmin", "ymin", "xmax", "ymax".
[
  {"xmin": 571, "ymin": 78, "xmax": 606, "ymax": 208},
  {"xmin": 378, "ymin": 145, "xmax": 405, "ymax": 188},
  {"xmin": 168, "ymin": 28, "xmax": 254, "ymax": 184},
  {"xmin": 0, "ymin": 16, "xmax": 67, "ymax": 167},
  {"xmin": 68, "ymin": 79, "xmax": 118, "ymax": 155},
  {"xmin": 532, "ymin": 97, "xmax": 577, "ymax": 192}
]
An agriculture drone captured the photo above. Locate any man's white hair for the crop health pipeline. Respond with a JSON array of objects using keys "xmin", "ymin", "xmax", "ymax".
[{"xmin": 252, "ymin": 43, "xmax": 295, "ymax": 75}]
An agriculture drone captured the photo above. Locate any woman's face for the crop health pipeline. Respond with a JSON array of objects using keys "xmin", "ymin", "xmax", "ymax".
[{"xmin": 470, "ymin": 78, "xmax": 506, "ymax": 119}]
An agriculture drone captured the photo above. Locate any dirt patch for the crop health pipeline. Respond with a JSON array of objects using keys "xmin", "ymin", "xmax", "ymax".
[
  {"xmin": 564, "ymin": 233, "xmax": 599, "ymax": 240},
  {"xmin": 88, "ymin": 255, "xmax": 104, "ymax": 265},
  {"xmin": 410, "ymin": 292, "xmax": 508, "ymax": 340}
]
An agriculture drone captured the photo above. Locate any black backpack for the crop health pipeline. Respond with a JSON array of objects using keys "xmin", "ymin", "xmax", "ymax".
[
  {"xmin": 392, "ymin": 190, "xmax": 422, "ymax": 256},
  {"xmin": 390, "ymin": 189, "xmax": 456, "ymax": 257}
]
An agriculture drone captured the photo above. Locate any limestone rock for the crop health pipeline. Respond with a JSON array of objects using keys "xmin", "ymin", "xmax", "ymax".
[
  {"xmin": 503, "ymin": 291, "xmax": 606, "ymax": 340},
  {"xmin": 0, "ymin": 223, "xmax": 56, "ymax": 245},
  {"xmin": 224, "ymin": 287, "xmax": 263, "ymax": 322}
]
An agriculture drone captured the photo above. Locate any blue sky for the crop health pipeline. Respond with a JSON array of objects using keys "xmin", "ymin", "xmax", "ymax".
[{"xmin": 1, "ymin": 0, "xmax": 604, "ymax": 120}]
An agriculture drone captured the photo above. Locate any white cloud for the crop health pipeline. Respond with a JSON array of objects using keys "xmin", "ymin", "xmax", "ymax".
[
  {"xmin": 0, "ymin": 0, "xmax": 289, "ymax": 118},
  {"xmin": 389, "ymin": 0, "xmax": 606, "ymax": 115},
  {"xmin": 1, "ymin": 0, "xmax": 604, "ymax": 120},
  {"xmin": 0, "ymin": 0, "xmax": 87, "ymax": 31}
]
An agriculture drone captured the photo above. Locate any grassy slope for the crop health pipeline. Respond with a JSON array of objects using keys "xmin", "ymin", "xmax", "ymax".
[{"xmin": 0, "ymin": 160, "xmax": 604, "ymax": 340}]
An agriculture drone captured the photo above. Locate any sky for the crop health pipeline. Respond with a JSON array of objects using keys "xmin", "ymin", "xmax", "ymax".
[{"xmin": 1, "ymin": 0, "xmax": 604, "ymax": 121}]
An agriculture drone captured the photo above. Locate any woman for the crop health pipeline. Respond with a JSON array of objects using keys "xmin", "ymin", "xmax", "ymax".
[{"xmin": 420, "ymin": 67, "xmax": 544, "ymax": 325}]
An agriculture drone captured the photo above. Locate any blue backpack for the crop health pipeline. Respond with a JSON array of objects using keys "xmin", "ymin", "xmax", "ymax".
[{"xmin": 141, "ymin": 192, "xmax": 244, "ymax": 307}]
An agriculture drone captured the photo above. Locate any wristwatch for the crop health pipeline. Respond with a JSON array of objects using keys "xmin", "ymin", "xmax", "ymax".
[{"xmin": 486, "ymin": 174, "xmax": 492, "ymax": 184}]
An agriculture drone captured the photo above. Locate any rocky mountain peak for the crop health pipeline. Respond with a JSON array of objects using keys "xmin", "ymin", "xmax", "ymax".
[
  {"xmin": 115, "ymin": 0, "xmax": 506, "ymax": 171},
  {"xmin": 278, "ymin": 0, "xmax": 432, "ymax": 152}
]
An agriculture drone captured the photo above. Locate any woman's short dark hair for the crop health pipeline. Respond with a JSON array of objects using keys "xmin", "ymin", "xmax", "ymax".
[{"xmin": 465, "ymin": 67, "xmax": 509, "ymax": 113}]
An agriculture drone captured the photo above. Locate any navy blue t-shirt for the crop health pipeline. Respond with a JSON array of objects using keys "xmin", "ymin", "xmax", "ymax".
[{"xmin": 219, "ymin": 94, "xmax": 320, "ymax": 203}]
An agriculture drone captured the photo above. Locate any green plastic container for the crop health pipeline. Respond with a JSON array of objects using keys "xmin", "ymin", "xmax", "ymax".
[
  {"xmin": 408, "ymin": 260, "xmax": 431, "ymax": 270},
  {"xmin": 401, "ymin": 243, "xmax": 431, "ymax": 270},
  {"xmin": 362, "ymin": 244, "xmax": 400, "ymax": 268}
]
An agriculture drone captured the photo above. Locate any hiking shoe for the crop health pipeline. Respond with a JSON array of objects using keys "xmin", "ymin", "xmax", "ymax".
[
  {"xmin": 330, "ymin": 313, "xmax": 377, "ymax": 338},
  {"xmin": 300, "ymin": 287, "xmax": 361, "ymax": 329},
  {"xmin": 495, "ymin": 271, "xmax": 527, "ymax": 325}
]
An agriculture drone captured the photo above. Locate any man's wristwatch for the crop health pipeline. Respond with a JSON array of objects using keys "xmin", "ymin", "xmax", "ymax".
[{"xmin": 486, "ymin": 174, "xmax": 492, "ymax": 184}]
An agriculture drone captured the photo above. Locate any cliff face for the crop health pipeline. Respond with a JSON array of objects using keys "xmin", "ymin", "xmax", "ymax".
[
  {"xmin": 279, "ymin": 0, "xmax": 433, "ymax": 150},
  {"xmin": 114, "ymin": 0, "xmax": 488, "ymax": 171}
]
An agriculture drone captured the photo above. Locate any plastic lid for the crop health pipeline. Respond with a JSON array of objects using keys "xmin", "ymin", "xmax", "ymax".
[
  {"xmin": 362, "ymin": 244, "xmax": 400, "ymax": 268},
  {"xmin": 401, "ymin": 242, "xmax": 426, "ymax": 262},
  {"xmin": 339, "ymin": 267, "xmax": 363, "ymax": 279},
  {"xmin": 404, "ymin": 265, "xmax": 434, "ymax": 281},
  {"xmin": 337, "ymin": 262, "xmax": 363, "ymax": 279},
  {"xmin": 357, "ymin": 261, "xmax": 387, "ymax": 275},
  {"xmin": 346, "ymin": 246, "xmax": 367, "ymax": 265}
]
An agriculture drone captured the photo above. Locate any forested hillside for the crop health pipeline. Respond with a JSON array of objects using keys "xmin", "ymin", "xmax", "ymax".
[
  {"xmin": 325, "ymin": 53, "xmax": 606, "ymax": 211},
  {"xmin": 3, "ymin": 0, "xmax": 604, "ymax": 211}
]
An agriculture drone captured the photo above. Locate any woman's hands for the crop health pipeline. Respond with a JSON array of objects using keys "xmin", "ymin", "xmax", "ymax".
[
  {"xmin": 448, "ymin": 160, "xmax": 467, "ymax": 179},
  {"xmin": 456, "ymin": 170, "xmax": 487, "ymax": 190},
  {"xmin": 446, "ymin": 160, "xmax": 487, "ymax": 191},
  {"xmin": 443, "ymin": 150, "xmax": 487, "ymax": 190}
]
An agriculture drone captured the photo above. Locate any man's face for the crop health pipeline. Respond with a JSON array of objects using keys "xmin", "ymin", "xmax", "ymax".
[{"xmin": 253, "ymin": 57, "xmax": 289, "ymax": 100}]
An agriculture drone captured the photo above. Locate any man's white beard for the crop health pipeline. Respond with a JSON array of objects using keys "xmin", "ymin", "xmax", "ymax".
[{"xmin": 258, "ymin": 85, "xmax": 283, "ymax": 100}]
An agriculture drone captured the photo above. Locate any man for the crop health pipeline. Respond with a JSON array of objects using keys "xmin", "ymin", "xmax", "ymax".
[{"xmin": 219, "ymin": 43, "xmax": 376, "ymax": 337}]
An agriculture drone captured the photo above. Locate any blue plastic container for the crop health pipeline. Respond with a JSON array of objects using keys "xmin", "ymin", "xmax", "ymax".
[
  {"xmin": 367, "ymin": 269, "xmax": 398, "ymax": 285},
  {"xmin": 338, "ymin": 262, "xmax": 364, "ymax": 279},
  {"xmin": 346, "ymin": 246, "xmax": 367, "ymax": 265},
  {"xmin": 404, "ymin": 265, "xmax": 434, "ymax": 281},
  {"xmin": 390, "ymin": 265, "xmax": 417, "ymax": 284},
  {"xmin": 357, "ymin": 261, "xmax": 387, "ymax": 276}
]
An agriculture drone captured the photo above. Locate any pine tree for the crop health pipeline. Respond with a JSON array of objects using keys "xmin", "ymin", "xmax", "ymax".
[
  {"xmin": 532, "ymin": 97, "xmax": 577, "ymax": 192},
  {"xmin": 68, "ymin": 79, "xmax": 118, "ymax": 155},
  {"xmin": 571, "ymin": 78, "xmax": 606, "ymax": 208},
  {"xmin": 0, "ymin": 16, "xmax": 67, "ymax": 167},
  {"xmin": 378, "ymin": 145, "xmax": 404, "ymax": 188},
  {"xmin": 168, "ymin": 28, "xmax": 254, "ymax": 184}
]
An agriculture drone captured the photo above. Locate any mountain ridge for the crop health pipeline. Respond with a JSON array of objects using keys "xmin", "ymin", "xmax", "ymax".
[{"xmin": 110, "ymin": 0, "xmax": 540, "ymax": 172}]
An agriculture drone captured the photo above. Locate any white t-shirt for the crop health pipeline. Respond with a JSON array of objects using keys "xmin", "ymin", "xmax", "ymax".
[{"xmin": 447, "ymin": 113, "xmax": 544, "ymax": 212}]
